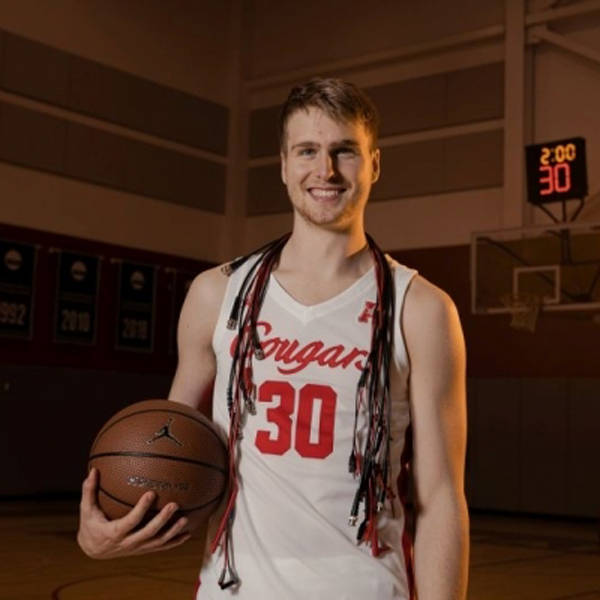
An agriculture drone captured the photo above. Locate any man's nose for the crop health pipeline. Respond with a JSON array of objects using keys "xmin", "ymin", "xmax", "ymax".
[{"xmin": 315, "ymin": 153, "xmax": 336, "ymax": 179}]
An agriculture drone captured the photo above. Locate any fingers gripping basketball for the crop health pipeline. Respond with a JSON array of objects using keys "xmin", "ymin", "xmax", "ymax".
[{"xmin": 88, "ymin": 400, "xmax": 228, "ymax": 533}]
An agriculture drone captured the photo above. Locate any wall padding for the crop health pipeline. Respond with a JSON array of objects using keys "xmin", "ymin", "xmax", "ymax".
[
  {"xmin": 1, "ymin": 31, "xmax": 229, "ymax": 155},
  {"xmin": 0, "ymin": 101, "xmax": 227, "ymax": 212}
]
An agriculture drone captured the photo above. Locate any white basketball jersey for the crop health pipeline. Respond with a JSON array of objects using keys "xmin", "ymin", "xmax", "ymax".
[{"xmin": 197, "ymin": 254, "xmax": 417, "ymax": 600}]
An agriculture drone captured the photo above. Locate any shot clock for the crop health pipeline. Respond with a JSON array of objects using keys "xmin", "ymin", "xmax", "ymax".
[{"xmin": 525, "ymin": 137, "xmax": 588, "ymax": 204}]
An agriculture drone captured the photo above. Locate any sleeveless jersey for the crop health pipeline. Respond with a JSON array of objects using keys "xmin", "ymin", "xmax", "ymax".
[{"xmin": 197, "ymin": 255, "xmax": 417, "ymax": 600}]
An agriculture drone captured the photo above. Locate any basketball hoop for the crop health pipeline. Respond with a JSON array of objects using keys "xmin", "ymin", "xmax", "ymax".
[{"xmin": 499, "ymin": 292, "xmax": 543, "ymax": 333}]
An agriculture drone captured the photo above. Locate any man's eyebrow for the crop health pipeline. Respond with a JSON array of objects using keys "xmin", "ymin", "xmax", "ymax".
[
  {"xmin": 333, "ymin": 139, "xmax": 360, "ymax": 147},
  {"xmin": 290, "ymin": 141, "xmax": 317, "ymax": 150},
  {"xmin": 290, "ymin": 139, "xmax": 360, "ymax": 150}
]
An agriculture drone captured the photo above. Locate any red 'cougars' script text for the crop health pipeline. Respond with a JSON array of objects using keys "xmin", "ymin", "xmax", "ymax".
[{"xmin": 230, "ymin": 321, "xmax": 368, "ymax": 375}]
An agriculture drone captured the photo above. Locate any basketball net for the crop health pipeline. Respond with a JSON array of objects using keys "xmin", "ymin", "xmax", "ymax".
[{"xmin": 499, "ymin": 292, "xmax": 543, "ymax": 333}]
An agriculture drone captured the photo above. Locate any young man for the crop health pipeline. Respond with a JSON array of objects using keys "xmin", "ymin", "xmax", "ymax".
[{"xmin": 78, "ymin": 78, "xmax": 469, "ymax": 599}]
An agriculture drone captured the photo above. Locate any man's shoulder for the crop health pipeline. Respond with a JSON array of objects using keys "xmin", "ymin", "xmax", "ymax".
[
  {"xmin": 401, "ymin": 274, "xmax": 465, "ymax": 378},
  {"xmin": 406, "ymin": 274, "xmax": 453, "ymax": 306},
  {"xmin": 404, "ymin": 274, "xmax": 460, "ymax": 329},
  {"xmin": 187, "ymin": 265, "xmax": 230, "ymax": 312}
]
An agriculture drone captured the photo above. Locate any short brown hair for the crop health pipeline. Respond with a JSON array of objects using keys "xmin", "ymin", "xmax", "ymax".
[{"xmin": 278, "ymin": 78, "xmax": 380, "ymax": 151}]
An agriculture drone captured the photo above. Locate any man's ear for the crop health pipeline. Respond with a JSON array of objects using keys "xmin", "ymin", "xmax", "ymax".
[
  {"xmin": 280, "ymin": 151, "xmax": 287, "ymax": 185},
  {"xmin": 371, "ymin": 148, "xmax": 381, "ymax": 183}
]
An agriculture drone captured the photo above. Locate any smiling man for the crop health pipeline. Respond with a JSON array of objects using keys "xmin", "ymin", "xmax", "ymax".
[
  {"xmin": 78, "ymin": 78, "xmax": 469, "ymax": 600},
  {"xmin": 281, "ymin": 104, "xmax": 379, "ymax": 231}
]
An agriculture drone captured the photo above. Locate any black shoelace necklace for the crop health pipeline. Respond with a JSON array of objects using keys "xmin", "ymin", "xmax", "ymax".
[{"xmin": 211, "ymin": 233, "xmax": 396, "ymax": 589}]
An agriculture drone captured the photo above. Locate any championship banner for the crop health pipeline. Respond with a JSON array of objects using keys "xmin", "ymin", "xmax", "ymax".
[
  {"xmin": 53, "ymin": 250, "xmax": 100, "ymax": 345},
  {"xmin": 115, "ymin": 260, "xmax": 157, "ymax": 352},
  {"xmin": 0, "ymin": 239, "xmax": 37, "ymax": 339},
  {"xmin": 169, "ymin": 269, "xmax": 197, "ymax": 355}
]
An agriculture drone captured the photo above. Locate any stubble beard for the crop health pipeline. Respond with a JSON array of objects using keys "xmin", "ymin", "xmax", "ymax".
[{"xmin": 290, "ymin": 188, "xmax": 366, "ymax": 231}]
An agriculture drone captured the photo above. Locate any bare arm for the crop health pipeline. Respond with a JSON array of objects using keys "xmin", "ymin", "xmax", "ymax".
[
  {"xmin": 77, "ymin": 265, "xmax": 228, "ymax": 558},
  {"xmin": 168, "ymin": 265, "xmax": 229, "ymax": 413},
  {"xmin": 403, "ymin": 276, "xmax": 469, "ymax": 599}
]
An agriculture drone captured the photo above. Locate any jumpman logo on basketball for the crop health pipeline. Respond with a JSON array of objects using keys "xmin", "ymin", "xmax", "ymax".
[{"xmin": 146, "ymin": 418, "xmax": 183, "ymax": 446}]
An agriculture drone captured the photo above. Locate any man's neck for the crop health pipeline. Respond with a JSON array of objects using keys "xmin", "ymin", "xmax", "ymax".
[{"xmin": 277, "ymin": 223, "xmax": 371, "ymax": 279}]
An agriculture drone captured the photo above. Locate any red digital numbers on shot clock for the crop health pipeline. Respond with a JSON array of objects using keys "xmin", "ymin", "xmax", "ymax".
[{"xmin": 525, "ymin": 137, "xmax": 588, "ymax": 205}]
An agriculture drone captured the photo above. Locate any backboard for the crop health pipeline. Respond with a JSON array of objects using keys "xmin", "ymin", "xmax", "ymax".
[{"xmin": 471, "ymin": 221, "xmax": 600, "ymax": 320}]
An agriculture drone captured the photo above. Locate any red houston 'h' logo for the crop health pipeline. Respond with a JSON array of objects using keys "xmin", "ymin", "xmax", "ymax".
[{"xmin": 358, "ymin": 301, "xmax": 376, "ymax": 324}]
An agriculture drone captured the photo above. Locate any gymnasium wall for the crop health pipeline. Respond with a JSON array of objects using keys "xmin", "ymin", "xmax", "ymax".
[
  {"xmin": 0, "ymin": 0, "xmax": 240, "ymax": 498},
  {"xmin": 0, "ymin": 0, "xmax": 235, "ymax": 262},
  {"xmin": 0, "ymin": 0, "xmax": 233, "ymax": 102},
  {"xmin": 0, "ymin": 221, "xmax": 211, "ymax": 497},
  {"xmin": 248, "ymin": 0, "xmax": 505, "ymax": 80}
]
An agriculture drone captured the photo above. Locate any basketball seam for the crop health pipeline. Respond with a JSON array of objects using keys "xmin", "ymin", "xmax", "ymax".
[
  {"xmin": 89, "ymin": 451, "xmax": 227, "ymax": 474},
  {"xmin": 98, "ymin": 486, "xmax": 225, "ymax": 513},
  {"xmin": 92, "ymin": 407, "xmax": 225, "ymax": 454}
]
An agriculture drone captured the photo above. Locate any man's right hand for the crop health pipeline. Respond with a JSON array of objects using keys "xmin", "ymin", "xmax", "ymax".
[{"xmin": 77, "ymin": 468, "xmax": 191, "ymax": 559}]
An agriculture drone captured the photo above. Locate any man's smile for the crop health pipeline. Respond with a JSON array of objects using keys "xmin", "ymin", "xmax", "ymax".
[{"xmin": 308, "ymin": 187, "xmax": 345, "ymax": 201}]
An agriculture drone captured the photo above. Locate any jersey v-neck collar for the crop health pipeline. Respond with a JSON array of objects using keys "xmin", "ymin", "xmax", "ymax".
[{"xmin": 268, "ymin": 267, "xmax": 376, "ymax": 325}]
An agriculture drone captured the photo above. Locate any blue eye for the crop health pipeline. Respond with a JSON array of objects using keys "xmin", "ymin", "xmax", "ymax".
[{"xmin": 298, "ymin": 148, "xmax": 316, "ymax": 156}]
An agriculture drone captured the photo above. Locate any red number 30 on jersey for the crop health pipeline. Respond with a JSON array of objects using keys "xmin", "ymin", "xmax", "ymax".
[{"xmin": 255, "ymin": 381, "xmax": 337, "ymax": 459}]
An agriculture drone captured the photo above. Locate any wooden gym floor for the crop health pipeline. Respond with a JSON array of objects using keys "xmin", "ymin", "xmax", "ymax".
[{"xmin": 1, "ymin": 498, "xmax": 598, "ymax": 600}]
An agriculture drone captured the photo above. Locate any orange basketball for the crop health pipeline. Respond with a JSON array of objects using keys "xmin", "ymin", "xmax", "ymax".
[{"xmin": 89, "ymin": 399, "xmax": 228, "ymax": 533}]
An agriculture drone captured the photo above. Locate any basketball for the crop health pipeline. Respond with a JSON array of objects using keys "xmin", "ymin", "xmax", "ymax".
[{"xmin": 88, "ymin": 399, "xmax": 228, "ymax": 533}]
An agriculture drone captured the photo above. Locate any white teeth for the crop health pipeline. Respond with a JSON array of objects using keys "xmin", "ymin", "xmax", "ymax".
[{"xmin": 311, "ymin": 189, "xmax": 340, "ymax": 198}]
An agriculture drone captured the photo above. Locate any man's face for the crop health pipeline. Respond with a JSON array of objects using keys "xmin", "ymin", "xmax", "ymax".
[{"xmin": 280, "ymin": 107, "xmax": 380, "ymax": 231}]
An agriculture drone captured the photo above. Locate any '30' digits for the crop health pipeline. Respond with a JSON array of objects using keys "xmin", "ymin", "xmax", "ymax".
[{"xmin": 255, "ymin": 381, "xmax": 337, "ymax": 459}]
